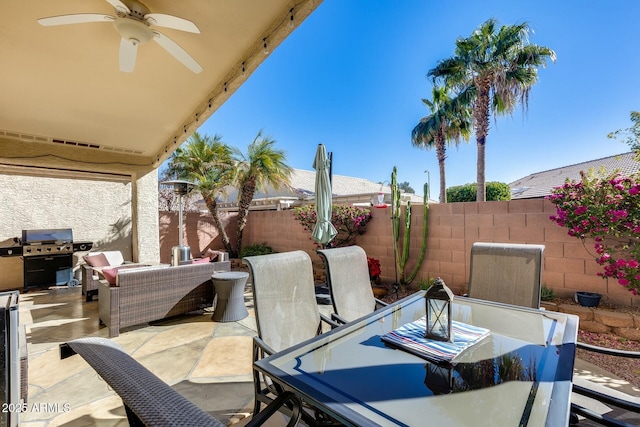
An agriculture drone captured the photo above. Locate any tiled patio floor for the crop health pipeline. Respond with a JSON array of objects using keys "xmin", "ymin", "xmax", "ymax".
[
  {"xmin": 19, "ymin": 286, "xmax": 269, "ymax": 426},
  {"xmin": 17, "ymin": 285, "xmax": 640, "ymax": 426}
]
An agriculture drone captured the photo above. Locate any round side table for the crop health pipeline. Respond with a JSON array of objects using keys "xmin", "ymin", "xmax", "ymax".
[{"xmin": 211, "ymin": 271, "xmax": 249, "ymax": 322}]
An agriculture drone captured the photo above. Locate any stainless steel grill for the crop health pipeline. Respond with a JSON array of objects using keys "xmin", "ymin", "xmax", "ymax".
[
  {"xmin": 0, "ymin": 229, "xmax": 93, "ymax": 291},
  {"xmin": 22, "ymin": 228, "xmax": 74, "ymax": 257}
]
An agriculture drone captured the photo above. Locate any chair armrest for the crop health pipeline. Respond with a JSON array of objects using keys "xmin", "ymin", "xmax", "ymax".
[
  {"xmin": 374, "ymin": 298, "xmax": 388, "ymax": 308},
  {"xmin": 253, "ymin": 336, "xmax": 276, "ymax": 358},
  {"xmin": 320, "ymin": 313, "xmax": 341, "ymax": 330},
  {"xmin": 570, "ymin": 402, "xmax": 632, "ymax": 427},
  {"xmin": 330, "ymin": 313, "xmax": 348, "ymax": 325},
  {"xmin": 577, "ymin": 341, "xmax": 640, "ymax": 358},
  {"xmin": 245, "ymin": 391, "xmax": 302, "ymax": 427},
  {"xmin": 572, "ymin": 383, "xmax": 640, "ymax": 413},
  {"xmin": 571, "ymin": 344, "xmax": 640, "ymax": 425}
]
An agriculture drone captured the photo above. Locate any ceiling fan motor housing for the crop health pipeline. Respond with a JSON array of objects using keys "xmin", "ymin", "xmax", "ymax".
[
  {"xmin": 114, "ymin": 18, "xmax": 153, "ymax": 45},
  {"xmin": 120, "ymin": 0, "xmax": 150, "ymax": 19}
]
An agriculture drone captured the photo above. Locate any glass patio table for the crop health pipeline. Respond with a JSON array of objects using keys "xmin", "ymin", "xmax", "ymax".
[{"xmin": 254, "ymin": 291, "xmax": 579, "ymax": 427}]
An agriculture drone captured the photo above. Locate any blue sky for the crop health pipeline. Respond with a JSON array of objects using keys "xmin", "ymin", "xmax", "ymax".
[{"xmin": 196, "ymin": 0, "xmax": 640, "ymax": 196}]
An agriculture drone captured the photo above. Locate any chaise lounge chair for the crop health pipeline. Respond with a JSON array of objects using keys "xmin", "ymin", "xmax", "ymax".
[{"xmin": 61, "ymin": 337, "xmax": 301, "ymax": 426}]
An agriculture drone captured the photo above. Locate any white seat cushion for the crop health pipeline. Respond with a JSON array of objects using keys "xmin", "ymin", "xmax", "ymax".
[{"xmin": 87, "ymin": 251, "xmax": 125, "ymax": 267}]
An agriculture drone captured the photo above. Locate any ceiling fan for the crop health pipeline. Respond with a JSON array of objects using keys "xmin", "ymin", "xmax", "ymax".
[{"xmin": 37, "ymin": 0, "xmax": 202, "ymax": 73}]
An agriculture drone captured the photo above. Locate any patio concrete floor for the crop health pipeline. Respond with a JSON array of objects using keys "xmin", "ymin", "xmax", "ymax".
[{"xmin": 17, "ymin": 285, "xmax": 640, "ymax": 426}]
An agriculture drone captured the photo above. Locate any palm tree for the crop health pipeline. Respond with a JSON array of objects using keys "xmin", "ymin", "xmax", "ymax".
[
  {"xmin": 166, "ymin": 131, "xmax": 235, "ymax": 254},
  {"xmin": 411, "ymin": 86, "xmax": 472, "ymax": 203},
  {"xmin": 429, "ymin": 19, "xmax": 556, "ymax": 201},
  {"xmin": 232, "ymin": 131, "xmax": 293, "ymax": 256}
]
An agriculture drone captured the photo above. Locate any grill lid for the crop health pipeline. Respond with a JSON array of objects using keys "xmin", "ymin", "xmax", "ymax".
[{"xmin": 21, "ymin": 228, "xmax": 73, "ymax": 245}]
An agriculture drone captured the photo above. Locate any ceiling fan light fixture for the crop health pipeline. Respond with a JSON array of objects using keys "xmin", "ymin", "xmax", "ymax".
[
  {"xmin": 38, "ymin": 0, "xmax": 201, "ymax": 73},
  {"xmin": 113, "ymin": 17, "xmax": 152, "ymax": 45}
]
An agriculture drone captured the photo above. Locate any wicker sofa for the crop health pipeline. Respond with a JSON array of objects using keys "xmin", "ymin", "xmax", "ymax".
[
  {"xmin": 82, "ymin": 251, "xmax": 133, "ymax": 302},
  {"xmin": 98, "ymin": 261, "xmax": 231, "ymax": 337}
]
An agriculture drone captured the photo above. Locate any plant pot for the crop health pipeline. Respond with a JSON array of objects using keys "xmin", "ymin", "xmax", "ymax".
[
  {"xmin": 372, "ymin": 286, "xmax": 388, "ymax": 298},
  {"xmin": 575, "ymin": 291, "xmax": 602, "ymax": 308}
]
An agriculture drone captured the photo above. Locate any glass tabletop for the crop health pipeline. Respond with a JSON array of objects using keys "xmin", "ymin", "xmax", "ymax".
[{"xmin": 254, "ymin": 291, "xmax": 579, "ymax": 427}]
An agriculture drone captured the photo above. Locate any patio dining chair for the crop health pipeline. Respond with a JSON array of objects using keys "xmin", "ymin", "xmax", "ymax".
[
  {"xmin": 317, "ymin": 245, "xmax": 387, "ymax": 324},
  {"xmin": 468, "ymin": 242, "xmax": 545, "ymax": 309},
  {"xmin": 243, "ymin": 250, "xmax": 339, "ymax": 425},
  {"xmin": 571, "ymin": 342, "xmax": 640, "ymax": 426}
]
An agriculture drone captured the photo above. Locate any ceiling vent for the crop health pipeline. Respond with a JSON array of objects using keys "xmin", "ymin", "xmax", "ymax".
[{"xmin": 1, "ymin": 130, "xmax": 143, "ymax": 155}]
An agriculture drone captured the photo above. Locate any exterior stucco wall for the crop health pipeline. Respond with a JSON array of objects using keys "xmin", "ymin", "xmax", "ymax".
[
  {"xmin": 0, "ymin": 171, "xmax": 159, "ymax": 290},
  {"xmin": 132, "ymin": 170, "xmax": 160, "ymax": 264}
]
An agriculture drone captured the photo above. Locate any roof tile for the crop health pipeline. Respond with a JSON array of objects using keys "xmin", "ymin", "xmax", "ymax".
[{"xmin": 509, "ymin": 152, "xmax": 639, "ymax": 199}]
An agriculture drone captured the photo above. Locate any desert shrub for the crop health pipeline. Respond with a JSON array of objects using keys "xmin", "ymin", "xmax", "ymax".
[
  {"xmin": 541, "ymin": 285, "xmax": 556, "ymax": 301},
  {"xmin": 240, "ymin": 242, "xmax": 274, "ymax": 258}
]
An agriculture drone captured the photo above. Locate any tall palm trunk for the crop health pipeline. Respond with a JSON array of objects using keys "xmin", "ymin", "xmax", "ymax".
[
  {"xmin": 435, "ymin": 132, "xmax": 447, "ymax": 203},
  {"xmin": 203, "ymin": 195, "xmax": 233, "ymax": 254},
  {"xmin": 474, "ymin": 80, "xmax": 491, "ymax": 202},
  {"xmin": 476, "ymin": 140, "xmax": 486, "ymax": 201},
  {"xmin": 235, "ymin": 178, "xmax": 257, "ymax": 257}
]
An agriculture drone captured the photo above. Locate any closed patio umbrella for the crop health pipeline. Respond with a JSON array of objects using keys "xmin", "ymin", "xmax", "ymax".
[{"xmin": 312, "ymin": 144, "xmax": 337, "ymax": 247}]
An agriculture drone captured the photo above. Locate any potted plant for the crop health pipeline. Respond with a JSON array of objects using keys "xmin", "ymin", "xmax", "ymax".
[{"xmin": 575, "ymin": 291, "xmax": 602, "ymax": 308}]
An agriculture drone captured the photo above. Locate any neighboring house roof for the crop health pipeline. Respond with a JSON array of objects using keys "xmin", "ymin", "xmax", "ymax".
[
  {"xmin": 509, "ymin": 152, "xmax": 639, "ymax": 199},
  {"xmin": 290, "ymin": 169, "xmax": 393, "ymax": 198},
  {"xmin": 215, "ymin": 168, "xmax": 427, "ymax": 211}
]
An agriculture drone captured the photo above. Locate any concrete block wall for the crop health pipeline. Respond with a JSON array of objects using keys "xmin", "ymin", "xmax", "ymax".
[
  {"xmin": 416, "ymin": 199, "xmax": 640, "ymax": 307},
  {"xmin": 235, "ymin": 199, "xmax": 640, "ymax": 308},
  {"xmin": 159, "ymin": 211, "xmax": 238, "ymax": 264}
]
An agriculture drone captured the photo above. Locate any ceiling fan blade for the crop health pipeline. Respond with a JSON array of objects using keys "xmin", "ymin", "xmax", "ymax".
[
  {"xmin": 153, "ymin": 31, "xmax": 202, "ymax": 73},
  {"xmin": 104, "ymin": 0, "xmax": 130, "ymax": 14},
  {"xmin": 119, "ymin": 38, "xmax": 138, "ymax": 72},
  {"xmin": 38, "ymin": 14, "xmax": 114, "ymax": 26},
  {"xmin": 145, "ymin": 13, "xmax": 200, "ymax": 33}
]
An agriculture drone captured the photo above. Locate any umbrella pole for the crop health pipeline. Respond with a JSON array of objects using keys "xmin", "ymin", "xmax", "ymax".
[{"xmin": 324, "ymin": 151, "xmax": 333, "ymax": 250}]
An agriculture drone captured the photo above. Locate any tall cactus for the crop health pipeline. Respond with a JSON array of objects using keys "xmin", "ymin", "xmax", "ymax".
[{"xmin": 391, "ymin": 166, "xmax": 429, "ymax": 287}]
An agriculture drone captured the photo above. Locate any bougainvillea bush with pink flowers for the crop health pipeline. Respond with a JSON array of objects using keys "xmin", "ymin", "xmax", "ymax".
[
  {"xmin": 293, "ymin": 204, "xmax": 372, "ymax": 248},
  {"xmin": 547, "ymin": 170, "xmax": 640, "ymax": 294}
]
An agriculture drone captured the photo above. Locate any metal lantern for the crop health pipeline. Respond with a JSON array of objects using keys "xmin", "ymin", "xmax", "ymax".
[{"xmin": 425, "ymin": 277, "xmax": 454, "ymax": 342}]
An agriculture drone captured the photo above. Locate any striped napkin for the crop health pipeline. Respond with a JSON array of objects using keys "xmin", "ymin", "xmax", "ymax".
[{"xmin": 381, "ymin": 316, "xmax": 490, "ymax": 364}]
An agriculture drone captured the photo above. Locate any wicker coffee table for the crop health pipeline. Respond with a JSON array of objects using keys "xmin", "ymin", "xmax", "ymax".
[{"xmin": 211, "ymin": 271, "xmax": 249, "ymax": 322}]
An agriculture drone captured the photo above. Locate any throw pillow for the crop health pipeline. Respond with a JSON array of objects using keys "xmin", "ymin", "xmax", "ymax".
[
  {"xmin": 192, "ymin": 257, "xmax": 210, "ymax": 264},
  {"xmin": 101, "ymin": 267, "xmax": 119, "ymax": 285},
  {"xmin": 84, "ymin": 253, "xmax": 109, "ymax": 267},
  {"xmin": 203, "ymin": 249, "xmax": 220, "ymax": 261}
]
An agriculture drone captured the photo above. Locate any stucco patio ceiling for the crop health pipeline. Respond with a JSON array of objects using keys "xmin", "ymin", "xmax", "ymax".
[{"xmin": 0, "ymin": 0, "xmax": 321, "ymax": 176}]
